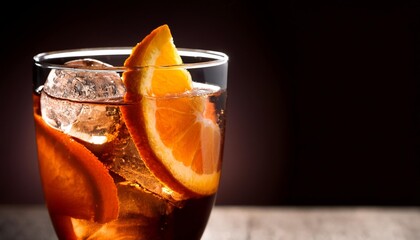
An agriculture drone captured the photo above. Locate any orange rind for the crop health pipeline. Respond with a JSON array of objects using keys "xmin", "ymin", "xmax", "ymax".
[
  {"xmin": 121, "ymin": 24, "xmax": 222, "ymax": 197},
  {"xmin": 34, "ymin": 112, "xmax": 119, "ymax": 224}
]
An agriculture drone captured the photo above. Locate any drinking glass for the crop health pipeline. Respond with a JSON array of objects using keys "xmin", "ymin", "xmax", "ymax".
[{"xmin": 32, "ymin": 47, "xmax": 229, "ymax": 239}]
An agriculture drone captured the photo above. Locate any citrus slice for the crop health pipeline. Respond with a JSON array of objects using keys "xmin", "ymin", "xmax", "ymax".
[
  {"xmin": 34, "ymin": 112, "xmax": 119, "ymax": 224},
  {"xmin": 121, "ymin": 24, "xmax": 222, "ymax": 196},
  {"xmin": 123, "ymin": 24, "xmax": 193, "ymax": 97}
]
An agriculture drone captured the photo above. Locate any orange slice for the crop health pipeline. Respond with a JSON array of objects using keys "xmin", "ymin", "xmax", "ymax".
[
  {"xmin": 121, "ymin": 24, "xmax": 222, "ymax": 196},
  {"xmin": 34, "ymin": 112, "xmax": 119, "ymax": 224},
  {"xmin": 123, "ymin": 24, "xmax": 192, "ymax": 97}
]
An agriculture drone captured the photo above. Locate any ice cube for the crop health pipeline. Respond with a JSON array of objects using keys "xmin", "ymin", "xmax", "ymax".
[
  {"xmin": 83, "ymin": 123, "xmax": 186, "ymax": 203},
  {"xmin": 43, "ymin": 58, "xmax": 126, "ymax": 102},
  {"xmin": 40, "ymin": 59, "xmax": 125, "ymax": 144},
  {"xmin": 71, "ymin": 183, "xmax": 174, "ymax": 239}
]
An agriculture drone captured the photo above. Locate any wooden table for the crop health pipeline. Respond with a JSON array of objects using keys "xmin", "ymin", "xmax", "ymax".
[{"xmin": 1, "ymin": 205, "xmax": 419, "ymax": 239}]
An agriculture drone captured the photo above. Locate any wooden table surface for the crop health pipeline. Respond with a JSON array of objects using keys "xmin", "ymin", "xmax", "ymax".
[{"xmin": 0, "ymin": 205, "xmax": 419, "ymax": 240}]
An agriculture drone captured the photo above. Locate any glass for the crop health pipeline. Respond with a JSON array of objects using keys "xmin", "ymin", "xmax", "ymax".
[{"xmin": 32, "ymin": 47, "xmax": 229, "ymax": 240}]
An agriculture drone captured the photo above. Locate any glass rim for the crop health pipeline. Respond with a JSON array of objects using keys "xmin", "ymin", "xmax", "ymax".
[{"xmin": 33, "ymin": 47, "xmax": 229, "ymax": 71}]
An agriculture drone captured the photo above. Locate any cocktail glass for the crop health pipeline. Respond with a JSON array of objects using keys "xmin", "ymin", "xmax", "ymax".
[{"xmin": 32, "ymin": 47, "xmax": 228, "ymax": 239}]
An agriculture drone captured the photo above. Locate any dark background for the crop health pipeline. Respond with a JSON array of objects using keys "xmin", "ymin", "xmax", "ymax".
[{"xmin": 1, "ymin": 0, "xmax": 419, "ymax": 206}]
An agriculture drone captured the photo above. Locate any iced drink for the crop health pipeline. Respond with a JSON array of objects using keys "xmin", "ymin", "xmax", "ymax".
[{"xmin": 32, "ymin": 25, "xmax": 228, "ymax": 239}]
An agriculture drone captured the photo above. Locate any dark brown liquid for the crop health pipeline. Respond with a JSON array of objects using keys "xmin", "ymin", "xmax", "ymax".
[
  {"xmin": 33, "ymin": 93, "xmax": 220, "ymax": 239},
  {"xmin": 171, "ymin": 194, "xmax": 216, "ymax": 240},
  {"xmin": 48, "ymin": 187, "xmax": 216, "ymax": 240}
]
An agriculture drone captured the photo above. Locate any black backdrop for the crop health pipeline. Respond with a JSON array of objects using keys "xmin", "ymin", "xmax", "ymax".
[{"xmin": 1, "ymin": 0, "xmax": 419, "ymax": 206}]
